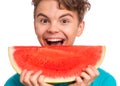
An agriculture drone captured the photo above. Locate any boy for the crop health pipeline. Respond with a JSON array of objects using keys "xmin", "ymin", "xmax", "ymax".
[{"xmin": 5, "ymin": 0, "xmax": 116, "ymax": 86}]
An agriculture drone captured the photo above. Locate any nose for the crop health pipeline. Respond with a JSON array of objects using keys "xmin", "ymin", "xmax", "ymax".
[{"xmin": 47, "ymin": 23, "xmax": 59, "ymax": 33}]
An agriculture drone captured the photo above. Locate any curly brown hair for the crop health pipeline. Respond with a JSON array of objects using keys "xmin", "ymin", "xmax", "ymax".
[{"xmin": 32, "ymin": 0, "xmax": 91, "ymax": 22}]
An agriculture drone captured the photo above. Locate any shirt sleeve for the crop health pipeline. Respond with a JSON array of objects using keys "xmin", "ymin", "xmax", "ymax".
[
  {"xmin": 102, "ymin": 75, "xmax": 117, "ymax": 86},
  {"xmin": 4, "ymin": 78, "xmax": 17, "ymax": 86},
  {"xmin": 91, "ymin": 68, "xmax": 117, "ymax": 86},
  {"xmin": 4, "ymin": 74, "xmax": 24, "ymax": 86}
]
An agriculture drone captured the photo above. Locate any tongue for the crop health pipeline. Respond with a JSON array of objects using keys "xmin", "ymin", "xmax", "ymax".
[
  {"xmin": 48, "ymin": 41, "xmax": 63, "ymax": 46},
  {"xmin": 46, "ymin": 39, "xmax": 64, "ymax": 46}
]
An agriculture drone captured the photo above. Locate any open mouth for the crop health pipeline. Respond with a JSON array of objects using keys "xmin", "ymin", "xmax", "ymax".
[{"xmin": 45, "ymin": 38, "xmax": 65, "ymax": 46}]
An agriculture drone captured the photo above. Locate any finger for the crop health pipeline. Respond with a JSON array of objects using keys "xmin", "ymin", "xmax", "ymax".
[
  {"xmin": 75, "ymin": 76, "xmax": 83, "ymax": 85},
  {"xmin": 38, "ymin": 75, "xmax": 53, "ymax": 86},
  {"xmin": 86, "ymin": 66, "xmax": 96, "ymax": 78},
  {"xmin": 80, "ymin": 72, "xmax": 91, "ymax": 83},
  {"xmin": 84, "ymin": 67, "xmax": 96, "ymax": 83},
  {"xmin": 86, "ymin": 65, "xmax": 99, "ymax": 80},
  {"xmin": 69, "ymin": 76, "xmax": 83, "ymax": 86},
  {"xmin": 88, "ymin": 65, "xmax": 99, "ymax": 76},
  {"xmin": 20, "ymin": 69, "xmax": 27, "ymax": 83},
  {"xmin": 38, "ymin": 75, "xmax": 45, "ymax": 85},
  {"xmin": 20, "ymin": 70, "xmax": 34, "ymax": 86},
  {"xmin": 30, "ymin": 71, "xmax": 42, "ymax": 86}
]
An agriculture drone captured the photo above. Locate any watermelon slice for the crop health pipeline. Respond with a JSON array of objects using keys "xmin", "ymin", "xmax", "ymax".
[{"xmin": 8, "ymin": 45, "xmax": 105, "ymax": 83}]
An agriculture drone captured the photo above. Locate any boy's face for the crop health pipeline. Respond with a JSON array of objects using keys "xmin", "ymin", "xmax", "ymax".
[{"xmin": 34, "ymin": 0, "xmax": 84, "ymax": 46}]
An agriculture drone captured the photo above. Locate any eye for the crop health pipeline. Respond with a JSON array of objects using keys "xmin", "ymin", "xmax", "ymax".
[
  {"xmin": 40, "ymin": 18, "xmax": 49, "ymax": 24},
  {"xmin": 61, "ymin": 19, "xmax": 69, "ymax": 24}
]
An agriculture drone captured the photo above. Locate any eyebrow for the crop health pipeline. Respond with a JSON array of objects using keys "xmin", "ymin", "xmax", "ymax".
[
  {"xmin": 59, "ymin": 13, "xmax": 73, "ymax": 19},
  {"xmin": 37, "ymin": 13, "xmax": 73, "ymax": 19},
  {"xmin": 37, "ymin": 13, "xmax": 48, "ymax": 18}
]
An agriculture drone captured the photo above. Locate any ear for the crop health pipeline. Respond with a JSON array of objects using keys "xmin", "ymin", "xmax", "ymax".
[{"xmin": 76, "ymin": 21, "xmax": 85, "ymax": 36}]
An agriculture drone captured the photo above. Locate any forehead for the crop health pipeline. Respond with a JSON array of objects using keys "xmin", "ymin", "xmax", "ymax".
[
  {"xmin": 36, "ymin": 0, "xmax": 65, "ymax": 10},
  {"xmin": 36, "ymin": 0, "xmax": 74, "ymax": 14},
  {"xmin": 35, "ymin": 1, "xmax": 61, "ymax": 16},
  {"xmin": 34, "ymin": 0, "xmax": 79, "ymax": 22}
]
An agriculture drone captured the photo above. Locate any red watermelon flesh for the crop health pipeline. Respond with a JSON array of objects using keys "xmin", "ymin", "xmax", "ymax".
[{"xmin": 8, "ymin": 45, "xmax": 105, "ymax": 83}]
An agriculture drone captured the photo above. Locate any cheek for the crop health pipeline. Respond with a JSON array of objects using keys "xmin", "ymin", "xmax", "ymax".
[
  {"xmin": 64, "ymin": 26, "xmax": 79, "ymax": 37},
  {"xmin": 35, "ymin": 25, "xmax": 46, "ymax": 37},
  {"xmin": 35, "ymin": 26, "xmax": 41, "ymax": 36}
]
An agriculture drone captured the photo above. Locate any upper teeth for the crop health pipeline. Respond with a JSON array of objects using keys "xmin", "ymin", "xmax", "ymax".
[{"xmin": 47, "ymin": 39, "xmax": 63, "ymax": 42}]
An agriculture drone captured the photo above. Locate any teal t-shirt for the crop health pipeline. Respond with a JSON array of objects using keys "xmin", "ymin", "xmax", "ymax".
[{"xmin": 4, "ymin": 68, "xmax": 116, "ymax": 86}]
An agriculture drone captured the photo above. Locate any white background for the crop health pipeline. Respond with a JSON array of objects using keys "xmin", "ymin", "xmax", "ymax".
[{"xmin": 0, "ymin": 0, "xmax": 120, "ymax": 85}]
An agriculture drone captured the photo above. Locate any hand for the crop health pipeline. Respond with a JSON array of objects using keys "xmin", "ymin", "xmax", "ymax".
[
  {"xmin": 20, "ymin": 70, "xmax": 53, "ymax": 86},
  {"xmin": 69, "ymin": 65, "xmax": 99, "ymax": 86}
]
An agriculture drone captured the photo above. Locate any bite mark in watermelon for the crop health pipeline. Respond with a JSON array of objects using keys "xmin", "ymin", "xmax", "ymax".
[{"xmin": 8, "ymin": 45, "xmax": 105, "ymax": 83}]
